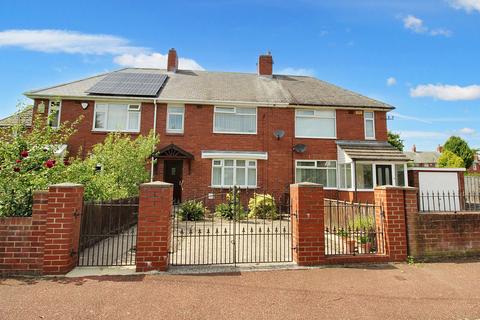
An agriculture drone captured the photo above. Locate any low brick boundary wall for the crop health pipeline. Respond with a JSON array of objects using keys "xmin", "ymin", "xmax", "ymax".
[
  {"xmin": 0, "ymin": 191, "xmax": 48, "ymax": 276},
  {"xmin": 407, "ymin": 212, "xmax": 480, "ymax": 259}
]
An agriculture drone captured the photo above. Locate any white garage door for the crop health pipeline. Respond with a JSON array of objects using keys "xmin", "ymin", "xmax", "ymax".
[{"xmin": 418, "ymin": 172, "xmax": 460, "ymax": 211}]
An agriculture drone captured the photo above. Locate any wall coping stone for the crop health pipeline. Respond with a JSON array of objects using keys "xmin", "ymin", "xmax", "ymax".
[
  {"xmin": 140, "ymin": 181, "xmax": 173, "ymax": 188},
  {"xmin": 374, "ymin": 185, "xmax": 417, "ymax": 191},
  {"xmin": 49, "ymin": 182, "xmax": 84, "ymax": 188},
  {"xmin": 290, "ymin": 182, "xmax": 324, "ymax": 188}
]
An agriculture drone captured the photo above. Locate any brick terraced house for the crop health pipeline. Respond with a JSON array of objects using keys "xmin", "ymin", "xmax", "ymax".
[{"xmin": 24, "ymin": 49, "xmax": 408, "ymax": 203}]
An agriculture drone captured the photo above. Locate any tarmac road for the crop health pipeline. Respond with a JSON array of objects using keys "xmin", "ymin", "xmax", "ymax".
[{"xmin": 1, "ymin": 261, "xmax": 480, "ymax": 320}]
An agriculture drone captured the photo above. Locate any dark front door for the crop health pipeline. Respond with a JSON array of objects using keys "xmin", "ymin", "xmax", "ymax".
[
  {"xmin": 164, "ymin": 160, "xmax": 183, "ymax": 203},
  {"xmin": 376, "ymin": 165, "xmax": 393, "ymax": 186}
]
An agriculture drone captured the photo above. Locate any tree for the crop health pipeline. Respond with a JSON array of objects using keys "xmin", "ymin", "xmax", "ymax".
[
  {"xmin": 437, "ymin": 150, "xmax": 465, "ymax": 168},
  {"xmin": 388, "ymin": 131, "xmax": 404, "ymax": 151},
  {"xmin": 65, "ymin": 131, "xmax": 158, "ymax": 201},
  {"xmin": 0, "ymin": 104, "xmax": 82, "ymax": 216},
  {"xmin": 443, "ymin": 136, "xmax": 475, "ymax": 169}
]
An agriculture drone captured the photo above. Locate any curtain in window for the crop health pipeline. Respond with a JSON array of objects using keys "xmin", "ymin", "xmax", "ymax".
[{"xmin": 214, "ymin": 108, "xmax": 256, "ymax": 133}]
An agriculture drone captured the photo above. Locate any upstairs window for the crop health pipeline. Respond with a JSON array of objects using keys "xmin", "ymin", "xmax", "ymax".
[
  {"xmin": 212, "ymin": 159, "xmax": 257, "ymax": 188},
  {"xmin": 364, "ymin": 111, "xmax": 375, "ymax": 139},
  {"xmin": 167, "ymin": 105, "xmax": 185, "ymax": 133},
  {"xmin": 295, "ymin": 109, "xmax": 336, "ymax": 138},
  {"xmin": 93, "ymin": 103, "xmax": 141, "ymax": 132},
  {"xmin": 213, "ymin": 106, "xmax": 257, "ymax": 134},
  {"xmin": 295, "ymin": 160, "xmax": 337, "ymax": 188},
  {"xmin": 48, "ymin": 100, "xmax": 61, "ymax": 128}
]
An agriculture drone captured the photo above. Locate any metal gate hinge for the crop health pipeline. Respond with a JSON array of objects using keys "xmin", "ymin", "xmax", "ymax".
[
  {"xmin": 73, "ymin": 209, "xmax": 80, "ymax": 218},
  {"xmin": 70, "ymin": 249, "xmax": 77, "ymax": 257}
]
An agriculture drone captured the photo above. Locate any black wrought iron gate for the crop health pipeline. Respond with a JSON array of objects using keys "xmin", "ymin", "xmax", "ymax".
[
  {"xmin": 169, "ymin": 187, "xmax": 293, "ymax": 266},
  {"xmin": 77, "ymin": 198, "xmax": 139, "ymax": 266}
]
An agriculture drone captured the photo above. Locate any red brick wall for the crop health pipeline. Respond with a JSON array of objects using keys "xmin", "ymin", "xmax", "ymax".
[
  {"xmin": 374, "ymin": 186, "xmax": 409, "ymax": 262},
  {"xmin": 0, "ymin": 191, "xmax": 47, "ymax": 276},
  {"xmin": 43, "ymin": 183, "xmax": 84, "ymax": 275},
  {"xmin": 33, "ymin": 99, "xmax": 388, "ymax": 199},
  {"xmin": 136, "ymin": 182, "xmax": 173, "ymax": 272},
  {"xmin": 290, "ymin": 183, "xmax": 326, "ymax": 266}
]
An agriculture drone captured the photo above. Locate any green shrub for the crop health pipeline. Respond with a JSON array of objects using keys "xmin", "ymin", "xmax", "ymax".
[
  {"xmin": 247, "ymin": 193, "xmax": 278, "ymax": 219},
  {"xmin": 348, "ymin": 215, "xmax": 375, "ymax": 231},
  {"xmin": 215, "ymin": 190, "xmax": 245, "ymax": 220},
  {"xmin": 178, "ymin": 200, "xmax": 206, "ymax": 221}
]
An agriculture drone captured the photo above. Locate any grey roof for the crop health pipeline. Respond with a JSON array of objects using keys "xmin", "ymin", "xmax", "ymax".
[
  {"xmin": 0, "ymin": 106, "xmax": 33, "ymax": 127},
  {"xmin": 25, "ymin": 68, "xmax": 393, "ymax": 109},
  {"xmin": 404, "ymin": 151, "xmax": 440, "ymax": 164},
  {"xmin": 337, "ymin": 140, "xmax": 408, "ymax": 161}
]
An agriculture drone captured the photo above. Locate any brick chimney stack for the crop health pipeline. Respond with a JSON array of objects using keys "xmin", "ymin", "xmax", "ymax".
[
  {"xmin": 412, "ymin": 144, "xmax": 417, "ymax": 152},
  {"xmin": 437, "ymin": 145, "xmax": 444, "ymax": 153},
  {"xmin": 258, "ymin": 52, "xmax": 273, "ymax": 76},
  {"xmin": 167, "ymin": 48, "xmax": 178, "ymax": 72}
]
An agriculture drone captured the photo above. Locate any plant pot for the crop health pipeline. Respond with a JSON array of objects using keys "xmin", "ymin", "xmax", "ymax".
[{"xmin": 362, "ymin": 242, "xmax": 373, "ymax": 254}]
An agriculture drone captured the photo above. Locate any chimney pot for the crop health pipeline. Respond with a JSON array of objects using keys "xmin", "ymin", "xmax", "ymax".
[
  {"xmin": 412, "ymin": 144, "xmax": 417, "ymax": 152},
  {"xmin": 258, "ymin": 52, "xmax": 273, "ymax": 76},
  {"xmin": 167, "ymin": 48, "xmax": 178, "ymax": 72}
]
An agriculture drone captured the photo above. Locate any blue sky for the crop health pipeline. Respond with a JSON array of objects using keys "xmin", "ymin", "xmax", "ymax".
[{"xmin": 0, "ymin": 0, "xmax": 479, "ymax": 151}]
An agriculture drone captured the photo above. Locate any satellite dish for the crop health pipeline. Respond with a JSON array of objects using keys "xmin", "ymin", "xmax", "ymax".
[
  {"xmin": 273, "ymin": 129, "xmax": 285, "ymax": 140},
  {"xmin": 293, "ymin": 144, "xmax": 307, "ymax": 153}
]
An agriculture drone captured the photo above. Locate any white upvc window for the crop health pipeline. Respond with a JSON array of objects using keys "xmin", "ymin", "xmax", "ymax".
[
  {"xmin": 339, "ymin": 163, "xmax": 353, "ymax": 189},
  {"xmin": 213, "ymin": 106, "xmax": 257, "ymax": 134},
  {"xmin": 48, "ymin": 100, "xmax": 61, "ymax": 128},
  {"xmin": 295, "ymin": 109, "xmax": 336, "ymax": 138},
  {"xmin": 355, "ymin": 163, "xmax": 374, "ymax": 189},
  {"xmin": 212, "ymin": 159, "xmax": 257, "ymax": 188},
  {"xmin": 167, "ymin": 104, "xmax": 185, "ymax": 133},
  {"xmin": 93, "ymin": 103, "xmax": 141, "ymax": 132},
  {"xmin": 295, "ymin": 160, "xmax": 337, "ymax": 188},
  {"xmin": 364, "ymin": 111, "xmax": 375, "ymax": 139}
]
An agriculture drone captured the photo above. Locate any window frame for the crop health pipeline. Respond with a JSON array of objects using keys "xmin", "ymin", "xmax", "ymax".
[
  {"xmin": 48, "ymin": 100, "xmax": 62, "ymax": 129},
  {"xmin": 211, "ymin": 159, "xmax": 257, "ymax": 188},
  {"xmin": 295, "ymin": 160, "xmax": 337, "ymax": 189},
  {"xmin": 92, "ymin": 102, "xmax": 141, "ymax": 133},
  {"xmin": 364, "ymin": 111, "xmax": 375, "ymax": 140},
  {"xmin": 166, "ymin": 104, "xmax": 185, "ymax": 134},
  {"xmin": 213, "ymin": 106, "xmax": 258, "ymax": 135},
  {"xmin": 295, "ymin": 108, "xmax": 337, "ymax": 139}
]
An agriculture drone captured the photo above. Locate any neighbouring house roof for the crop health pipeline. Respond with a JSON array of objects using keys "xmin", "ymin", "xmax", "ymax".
[
  {"xmin": 24, "ymin": 68, "xmax": 393, "ymax": 110},
  {"xmin": 404, "ymin": 151, "xmax": 440, "ymax": 164},
  {"xmin": 0, "ymin": 106, "xmax": 33, "ymax": 127},
  {"xmin": 337, "ymin": 140, "xmax": 408, "ymax": 162}
]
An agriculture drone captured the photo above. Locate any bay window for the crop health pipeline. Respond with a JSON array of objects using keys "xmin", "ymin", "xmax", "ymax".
[
  {"xmin": 167, "ymin": 105, "xmax": 184, "ymax": 133},
  {"xmin": 93, "ymin": 103, "xmax": 141, "ymax": 132},
  {"xmin": 212, "ymin": 159, "xmax": 257, "ymax": 188},
  {"xmin": 213, "ymin": 106, "xmax": 256, "ymax": 134},
  {"xmin": 364, "ymin": 111, "xmax": 375, "ymax": 139},
  {"xmin": 295, "ymin": 160, "xmax": 337, "ymax": 188},
  {"xmin": 295, "ymin": 109, "xmax": 336, "ymax": 138}
]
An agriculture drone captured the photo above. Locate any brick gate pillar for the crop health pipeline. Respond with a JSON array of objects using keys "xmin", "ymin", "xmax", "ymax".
[
  {"xmin": 290, "ymin": 183, "xmax": 326, "ymax": 266},
  {"xmin": 374, "ymin": 186, "xmax": 417, "ymax": 262},
  {"xmin": 43, "ymin": 183, "xmax": 84, "ymax": 275},
  {"xmin": 136, "ymin": 181, "xmax": 173, "ymax": 272}
]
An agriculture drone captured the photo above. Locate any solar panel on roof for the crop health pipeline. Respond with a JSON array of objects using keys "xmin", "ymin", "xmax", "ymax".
[{"xmin": 86, "ymin": 72, "xmax": 167, "ymax": 97}]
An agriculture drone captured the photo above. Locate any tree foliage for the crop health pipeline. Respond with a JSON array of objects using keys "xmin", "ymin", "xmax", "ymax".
[
  {"xmin": 437, "ymin": 150, "xmax": 465, "ymax": 168},
  {"xmin": 0, "ymin": 105, "xmax": 82, "ymax": 216},
  {"xmin": 388, "ymin": 131, "xmax": 404, "ymax": 151},
  {"xmin": 443, "ymin": 136, "xmax": 474, "ymax": 169},
  {"xmin": 66, "ymin": 132, "xmax": 158, "ymax": 200}
]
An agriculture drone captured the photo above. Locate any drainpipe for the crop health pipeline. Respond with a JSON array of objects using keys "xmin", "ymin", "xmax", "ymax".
[{"xmin": 150, "ymin": 98, "xmax": 158, "ymax": 182}]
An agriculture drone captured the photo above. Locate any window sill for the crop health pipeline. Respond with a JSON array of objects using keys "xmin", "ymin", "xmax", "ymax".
[
  {"xmin": 210, "ymin": 186, "xmax": 258, "ymax": 190},
  {"xmin": 295, "ymin": 136, "xmax": 337, "ymax": 139},
  {"xmin": 91, "ymin": 130, "xmax": 140, "ymax": 134},
  {"xmin": 165, "ymin": 132, "xmax": 184, "ymax": 136},
  {"xmin": 213, "ymin": 131, "xmax": 257, "ymax": 135}
]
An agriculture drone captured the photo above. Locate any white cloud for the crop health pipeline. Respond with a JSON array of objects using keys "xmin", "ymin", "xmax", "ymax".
[
  {"xmin": 0, "ymin": 29, "xmax": 144, "ymax": 55},
  {"xmin": 457, "ymin": 127, "xmax": 476, "ymax": 135},
  {"xmin": 387, "ymin": 77, "xmax": 397, "ymax": 86},
  {"xmin": 402, "ymin": 15, "xmax": 452, "ymax": 37},
  {"xmin": 410, "ymin": 84, "xmax": 480, "ymax": 101},
  {"xmin": 277, "ymin": 67, "xmax": 315, "ymax": 76},
  {"xmin": 448, "ymin": 0, "xmax": 480, "ymax": 13},
  {"xmin": 114, "ymin": 53, "xmax": 204, "ymax": 70},
  {"xmin": 0, "ymin": 29, "xmax": 204, "ymax": 70}
]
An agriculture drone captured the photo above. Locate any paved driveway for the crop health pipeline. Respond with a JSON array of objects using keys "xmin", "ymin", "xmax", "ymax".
[{"xmin": 1, "ymin": 261, "xmax": 480, "ymax": 319}]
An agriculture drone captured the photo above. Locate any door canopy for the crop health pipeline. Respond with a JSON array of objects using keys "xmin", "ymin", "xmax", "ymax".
[{"xmin": 153, "ymin": 144, "xmax": 194, "ymax": 160}]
